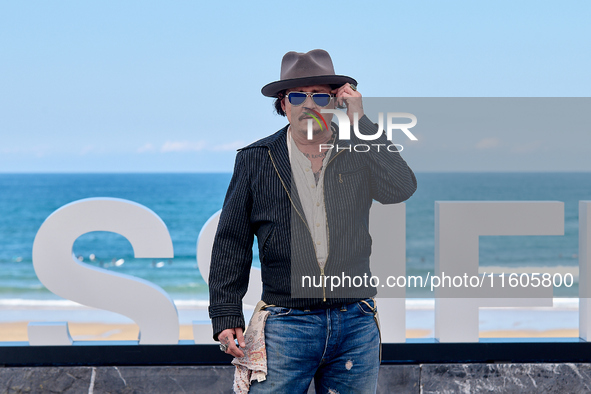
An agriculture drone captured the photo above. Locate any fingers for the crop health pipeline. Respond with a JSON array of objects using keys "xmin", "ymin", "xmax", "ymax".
[
  {"xmin": 227, "ymin": 338, "xmax": 244, "ymax": 358},
  {"xmin": 331, "ymin": 83, "xmax": 362, "ymax": 108},
  {"xmin": 218, "ymin": 328, "xmax": 234, "ymax": 343},
  {"xmin": 331, "ymin": 85, "xmax": 345, "ymax": 108},
  {"xmin": 235, "ymin": 327, "xmax": 246, "ymax": 348},
  {"xmin": 331, "ymin": 83, "xmax": 362, "ymax": 98},
  {"xmin": 219, "ymin": 328, "xmax": 245, "ymax": 358}
]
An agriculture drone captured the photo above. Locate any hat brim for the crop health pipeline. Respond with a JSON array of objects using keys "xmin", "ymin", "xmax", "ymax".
[{"xmin": 261, "ymin": 75, "xmax": 358, "ymax": 97}]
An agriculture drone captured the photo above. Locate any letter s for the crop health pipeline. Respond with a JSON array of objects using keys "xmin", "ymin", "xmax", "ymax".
[{"xmin": 31, "ymin": 198, "xmax": 179, "ymax": 345}]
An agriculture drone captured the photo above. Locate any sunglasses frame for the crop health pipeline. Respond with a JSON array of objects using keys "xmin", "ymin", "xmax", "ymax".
[{"xmin": 286, "ymin": 91, "xmax": 335, "ymax": 107}]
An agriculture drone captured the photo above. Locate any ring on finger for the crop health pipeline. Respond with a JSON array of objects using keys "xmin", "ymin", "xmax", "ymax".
[
  {"xmin": 219, "ymin": 343, "xmax": 228, "ymax": 352},
  {"xmin": 350, "ymin": 84, "xmax": 357, "ymax": 91}
]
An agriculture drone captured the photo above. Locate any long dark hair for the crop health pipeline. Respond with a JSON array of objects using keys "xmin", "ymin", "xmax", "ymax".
[{"xmin": 273, "ymin": 91, "xmax": 286, "ymax": 116}]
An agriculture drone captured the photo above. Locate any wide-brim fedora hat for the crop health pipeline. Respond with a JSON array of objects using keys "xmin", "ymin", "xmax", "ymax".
[{"xmin": 261, "ymin": 49, "xmax": 357, "ymax": 97}]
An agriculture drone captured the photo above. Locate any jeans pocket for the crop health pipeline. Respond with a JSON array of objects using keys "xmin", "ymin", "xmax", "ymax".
[
  {"xmin": 355, "ymin": 298, "xmax": 377, "ymax": 315},
  {"xmin": 264, "ymin": 306, "xmax": 292, "ymax": 317}
]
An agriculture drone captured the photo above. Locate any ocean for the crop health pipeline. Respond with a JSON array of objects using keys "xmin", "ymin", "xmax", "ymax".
[{"xmin": 0, "ymin": 172, "xmax": 590, "ymax": 328}]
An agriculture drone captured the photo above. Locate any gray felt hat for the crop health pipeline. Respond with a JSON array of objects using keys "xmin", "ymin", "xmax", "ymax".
[{"xmin": 261, "ymin": 49, "xmax": 357, "ymax": 97}]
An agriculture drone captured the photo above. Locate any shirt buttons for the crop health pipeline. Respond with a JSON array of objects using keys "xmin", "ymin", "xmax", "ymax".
[
  {"xmin": 305, "ymin": 168, "xmax": 310, "ymax": 172},
  {"xmin": 316, "ymin": 223, "xmax": 320, "ymax": 227},
  {"xmin": 316, "ymin": 202, "xmax": 320, "ymax": 206},
  {"xmin": 311, "ymin": 185, "xmax": 315, "ymax": 188},
  {"xmin": 316, "ymin": 241, "xmax": 321, "ymax": 245}
]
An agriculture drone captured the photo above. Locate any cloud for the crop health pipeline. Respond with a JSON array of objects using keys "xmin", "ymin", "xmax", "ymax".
[
  {"xmin": 137, "ymin": 143, "xmax": 155, "ymax": 153},
  {"xmin": 161, "ymin": 141, "xmax": 206, "ymax": 153},
  {"xmin": 475, "ymin": 138, "xmax": 500, "ymax": 149},
  {"xmin": 211, "ymin": 140, "xmax": 245, "ymax": 151}
]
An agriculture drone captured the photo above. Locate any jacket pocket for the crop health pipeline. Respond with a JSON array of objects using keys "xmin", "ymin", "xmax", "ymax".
[
  {"xmin": 335, "ymin": 167, "xmax": 370, "ymax": 213},
  {"xmin": 338, "ymin": 167, "xmax": 367, "ymax": 184},
  {"xmin": 258, "ymin": 223, "xmax": 275, "ymax": 265}
]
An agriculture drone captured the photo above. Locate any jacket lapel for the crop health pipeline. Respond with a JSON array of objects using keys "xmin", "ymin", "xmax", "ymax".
[{"xmin": 265, "ymin": 126, "xmax": 306, "ymax": 217}]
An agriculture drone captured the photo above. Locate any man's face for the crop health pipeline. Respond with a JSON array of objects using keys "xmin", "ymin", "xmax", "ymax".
[{"xmin": 281, "ymin": 84, "xmax": 334, "ymax": 136}]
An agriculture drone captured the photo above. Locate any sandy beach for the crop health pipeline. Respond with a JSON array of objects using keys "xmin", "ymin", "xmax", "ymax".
[
  {"xmin": 0, "ymin": 297, "xmax": 581, "ymax": 343},
  {"xmin": 0, "ymin": 322, "xmax": 195, "ymax": 342},
  {"xmin": 0, "ymin": 323, "xmax": 579, "ymax": 342}
]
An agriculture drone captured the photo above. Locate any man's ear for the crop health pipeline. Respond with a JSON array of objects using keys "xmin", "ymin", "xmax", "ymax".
[{"xmin": 280, "ymin": 97, "xmax": 286, "ymax": 113}]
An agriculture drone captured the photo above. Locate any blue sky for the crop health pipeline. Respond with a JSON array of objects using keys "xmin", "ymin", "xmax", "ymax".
[{"xmin": 0, "ymin": 1, "xmax": 589, "ymax": 172}]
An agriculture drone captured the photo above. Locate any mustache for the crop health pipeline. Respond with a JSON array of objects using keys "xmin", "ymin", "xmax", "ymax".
[
  {"xmin": 298, "ymin": 108, "xmax": 314, "ymax": 121},
  {"xmin": 298, "ymin": 108, "xmax": 326, "ymax": 122}
]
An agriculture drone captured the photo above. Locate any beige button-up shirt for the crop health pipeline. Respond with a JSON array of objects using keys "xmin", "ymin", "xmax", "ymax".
[{"xmin": 287, "ymin": 127, "xmax": 333, "ymax": 270}]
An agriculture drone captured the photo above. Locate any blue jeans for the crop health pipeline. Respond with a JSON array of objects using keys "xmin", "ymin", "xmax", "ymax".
[{"xmin": 249, "ymin": 299, "xmax": 380, "ymax": 394}]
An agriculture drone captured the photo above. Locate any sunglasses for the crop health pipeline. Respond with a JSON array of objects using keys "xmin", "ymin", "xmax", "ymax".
[{"xmin": 286, "ymin": 92, "xmax": 334, "ymax": 107}]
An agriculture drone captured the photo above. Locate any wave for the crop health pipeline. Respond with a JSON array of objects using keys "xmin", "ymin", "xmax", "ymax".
[
  {"xmin": 0, "ymin": 298, "xmax": 210, "ymax": 308},
  {"xmin": 0, "ymin": 298, "xmax": 578, "ymax": 310}
]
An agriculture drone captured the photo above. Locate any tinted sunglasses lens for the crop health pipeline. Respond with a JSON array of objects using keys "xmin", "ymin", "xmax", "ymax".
[
  {"xmin": 288, "ymin": 92, "xmax": 307, "ymax": 106},
  {"xmin": 313, "ymin": 94, "xmax": 331, "ymax": 107}
]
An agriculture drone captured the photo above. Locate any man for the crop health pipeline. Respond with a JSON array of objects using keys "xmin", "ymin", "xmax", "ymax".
[{"xmin": 209, "ymin": 49, "xmax": 417, "ymax": 393}]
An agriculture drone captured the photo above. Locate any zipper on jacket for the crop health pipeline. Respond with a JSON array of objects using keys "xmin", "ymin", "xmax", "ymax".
[
  {"xmin": 318, "ymin": 148, "xmax": 346, "ymax": 301},
  {"xmin": 268, "ymin": 147, "xmax": 346, "ymax": 303},
  {"xmin": 320, "ymin": 267, "xmax": 326, "ymax": 301},
  {"xmin": 267, "ymin": 149, "xmax": 320, "ymax": 266},
  {"xmin": 322, "ymin": 148, "xmax": 346, "ymax": 263}
]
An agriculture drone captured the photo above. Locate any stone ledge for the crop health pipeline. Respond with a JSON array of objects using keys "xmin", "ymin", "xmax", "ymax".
[
  {"xmin": 0, "ymin": 366, "xmax": 235, "ymax": 394},
  {"xmin": 1, "ymin": 364, "xmax": 589, "ymax": 393},
  {"xmin": 420, "ymin": 363, "xmax": 591, "ymax": 394}
]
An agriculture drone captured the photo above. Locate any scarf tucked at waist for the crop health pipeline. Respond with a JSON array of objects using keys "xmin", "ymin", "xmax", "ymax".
[{"xmin": 232, "ymin": 300, "xmax": 271, "ymax": 393}]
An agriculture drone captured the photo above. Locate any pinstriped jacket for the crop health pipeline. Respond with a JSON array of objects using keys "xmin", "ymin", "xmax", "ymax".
[{"xmin": 208, "ymin": 115, "xmax": 417, "ymax": 339}]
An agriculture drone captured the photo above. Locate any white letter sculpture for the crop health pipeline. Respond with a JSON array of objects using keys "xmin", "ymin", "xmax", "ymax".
[
  {"xmin": 31, "ymin": 198, "xmax": 179, "ymax": 345},
  {"xmin": 435, "ymin": 201, "xmax": 563, "ymax": 342}
]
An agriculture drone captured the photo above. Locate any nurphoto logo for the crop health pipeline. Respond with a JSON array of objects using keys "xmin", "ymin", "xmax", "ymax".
[{"xmin": 306, "ymin": 109, "xmax": 418, "ymax": 153}]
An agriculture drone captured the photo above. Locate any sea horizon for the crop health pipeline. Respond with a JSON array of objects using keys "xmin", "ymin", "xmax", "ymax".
[{"xmin": 1, "ymin": 172, "xmax": 589, "ymax": 333}]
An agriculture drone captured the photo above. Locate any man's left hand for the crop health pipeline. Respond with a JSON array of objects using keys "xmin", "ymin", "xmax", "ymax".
[{"xmin": 331, "ymin": 83, "xmax": 364, "ymax": 124}]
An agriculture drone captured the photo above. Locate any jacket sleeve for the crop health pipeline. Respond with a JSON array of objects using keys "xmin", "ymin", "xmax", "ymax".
[
  {"xmin": 208, "ymin": 150, "xmax": 254, "ymax": 341},
  {"xmin": 352, "ymin": 115, "xmax": 418, "ymax": 204}
]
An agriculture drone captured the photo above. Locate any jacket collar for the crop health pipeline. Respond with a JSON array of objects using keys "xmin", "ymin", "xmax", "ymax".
[
  {"xmin": 236, "ymin": 123, "xmax": 352, "ymax": 217},
  {"xmin": 237, "ymin": 125, "xmax": 302, "ymax": 213}
]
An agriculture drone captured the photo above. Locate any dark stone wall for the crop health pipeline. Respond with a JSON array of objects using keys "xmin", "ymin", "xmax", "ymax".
[
  {"xmin": 420, "ymin": 364, "xmax": 591, "ymax": 394},
  {"xmin": 0, "ymin": 364, "xmax": 590, "ymax": 393},
  {"xmin": 0, "ymin": 366, "xmax": 234, "ymax": 394}
]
